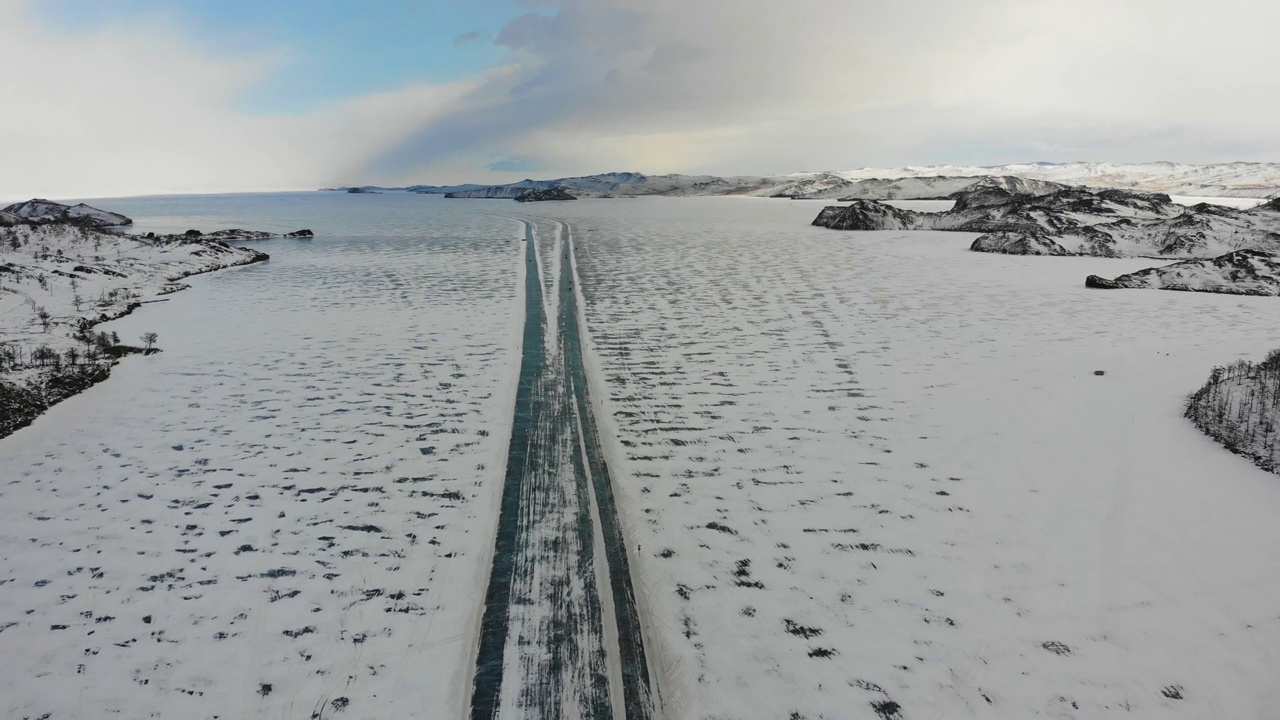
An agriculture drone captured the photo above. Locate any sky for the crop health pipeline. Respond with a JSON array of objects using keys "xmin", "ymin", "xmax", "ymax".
[{"xmin": 4, "ymin": 0, "xmax": 1280, "ymax": 198}]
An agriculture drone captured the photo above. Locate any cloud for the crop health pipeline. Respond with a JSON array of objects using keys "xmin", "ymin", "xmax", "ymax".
[
  {"xmin": 0, "ymin": 1, "xmax": 475, "ymax": 199},
  {"xmin": 5, "ymin": 0, "xmax": 1280, "ymax": 197},
  {"xmin": 375, "ymin": 0, "xmax": 1280, "ymax": 180},
  {"xmin": 453, "ymin": 30, "xmax": 483, "ymax": 47}
]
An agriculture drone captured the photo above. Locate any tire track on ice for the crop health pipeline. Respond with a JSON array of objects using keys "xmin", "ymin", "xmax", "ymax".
[{"xmin": 469, "ymin": 220, "xmax": 655, "ymax": 720}]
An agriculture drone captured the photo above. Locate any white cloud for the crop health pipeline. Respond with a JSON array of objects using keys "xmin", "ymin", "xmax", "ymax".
[
  {"xmin": 380, "ymin": 0, "xmax": 1280, "ymax": 179},
  {"xmin": 4, "ymin": 0, "xmax": 1280, "ymax": 197},
  {"xmin": 0, "ymin": 2, "xmax": 476, "ymax": 200}
]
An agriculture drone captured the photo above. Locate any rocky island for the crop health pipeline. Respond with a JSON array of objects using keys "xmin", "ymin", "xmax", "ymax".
[{"xmin": 813, "ymin": 186, "xmax": 1280, "ymax": 259}]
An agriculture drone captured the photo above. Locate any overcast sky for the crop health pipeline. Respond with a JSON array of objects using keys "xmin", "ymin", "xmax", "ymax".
[{"xmin": 4, "ymin": 0, "xmax": 1280, "ymax": 198}]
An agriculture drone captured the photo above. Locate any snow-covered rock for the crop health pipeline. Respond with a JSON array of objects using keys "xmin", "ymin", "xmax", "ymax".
[
  {"xmin": 1085, "ymin": 249, "xmax": 1280, "ymax": 295},
  {"xmin": 814, "ymin": 186, "xmax": 1280, "ymax": 258},
  {"xmin": 812, "ymin": 200, "xmax": 919, "ymax": 230}
]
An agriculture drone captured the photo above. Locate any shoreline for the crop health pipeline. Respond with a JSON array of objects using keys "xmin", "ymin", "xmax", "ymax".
[
  {"xmin": 0, "ymin": 203, "xmax": 291, "ymax": 440},
  {"xmin": 0, "ymin": 248, "xmax": 268, "ymax": 439}
]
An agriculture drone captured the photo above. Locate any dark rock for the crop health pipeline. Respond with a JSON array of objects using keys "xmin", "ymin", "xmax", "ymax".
[
  {"xmin": 1085, "ymin": 274, "xmax": 1120, "ymax": 289},
  {"xmin": 285, "ymin": 229, "xmax": 314, "ymax": 237},
  {"xmin": 970, "ymin": 231, "xmax": 1070, "ymax": 256}
]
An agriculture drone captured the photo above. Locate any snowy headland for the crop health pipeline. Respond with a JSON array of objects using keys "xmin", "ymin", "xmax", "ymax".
[{"xmin": 0, "ymin": 198, "xmax": 310, "ymax": 437}]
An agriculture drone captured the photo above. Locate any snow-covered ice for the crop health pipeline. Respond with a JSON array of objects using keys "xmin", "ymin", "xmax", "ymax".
[
  {"xmin": 0, "ymin": 199, "xmax": 522, "ymax": 719},
  {"xmin": 536, "ymin": 197, "xmax": 1280, "ymax": 719},
  {"xmin": 4, "ymin": 193, "xmax": 1280, "ymax": 720}
]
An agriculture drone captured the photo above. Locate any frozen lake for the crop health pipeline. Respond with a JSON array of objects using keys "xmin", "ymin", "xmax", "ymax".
[{"xmin": 3, "ymin": 193, "xmax": 1280, "ymax": 719}]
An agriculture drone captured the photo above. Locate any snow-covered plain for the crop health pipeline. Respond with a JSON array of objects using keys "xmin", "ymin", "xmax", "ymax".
[
  {"xmin": 4, "ymin": 193, "xmax": 1280, "ymax": 720},
  {"xmin": 0, "ymin": 194, "xmax": 522, "ymax": 719},
  {"xmin": 525, "ymin": 197, "xmax": 1280, "ymax": 719}
]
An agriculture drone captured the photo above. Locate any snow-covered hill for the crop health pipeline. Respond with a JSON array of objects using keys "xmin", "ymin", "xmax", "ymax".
[
  {"xmin": 833, "ymin": 161, "xmax": 1280, "ymax": 199},
  {"xmin": 438, "ymin": 171, "xmax": 782, "ymax": 199},
  {"xmin": 3, "ymin": 199, "xmax": 132, "ymax": 228},
  {"xmin": 348, "ymin": 162, "xmax": 1280, "ymax": 201},
  {"xmin": 1085, "ymin": 249, "xmax": 1280, "ymax": 295}
]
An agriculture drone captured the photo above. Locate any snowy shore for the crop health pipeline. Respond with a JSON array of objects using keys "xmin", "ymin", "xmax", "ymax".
[{"xmin": 0, "ymin": 200, "xmax": 315, "ymax": 437}]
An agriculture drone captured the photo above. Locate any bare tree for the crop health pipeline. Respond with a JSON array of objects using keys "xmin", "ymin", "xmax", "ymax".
[
  {"xmin": 35, "ymin": 306, "xmax": 51, "ymax": 333},
  {"xmin": 141, "ymin": 332, "xmax": 159, "ymax": 355}
]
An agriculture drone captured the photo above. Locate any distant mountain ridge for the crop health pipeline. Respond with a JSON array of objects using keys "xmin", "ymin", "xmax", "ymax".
[
  {"xmin": 323, "ymin": 162, "xmax": 1280, "ymax": 200},
  {"xmin": 833, "ymin": 161, "xmax": 1280, "ymax": 199}
]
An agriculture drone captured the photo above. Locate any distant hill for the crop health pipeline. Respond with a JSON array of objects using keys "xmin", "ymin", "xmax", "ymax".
[{"xmin": 327, "ymin": 162, "xmax": 1280, "ymax": 201}]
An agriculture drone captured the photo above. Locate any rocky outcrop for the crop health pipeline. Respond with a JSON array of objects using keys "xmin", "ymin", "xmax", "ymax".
[
  {"xmin": 2, "ymin": 199, "xmax": 132, "ymax": 228},
  {"xmin": 811, "ymin": 201, "xmax": 920, "ymax": 230},
  {"xmin": 514, "ymin": 187, "xmax": 577, "ymax": 202},
  {"xmin": 0, "ymin": 364, "xmax": 112, "ymax": 439},
  {"xmin": 285, "ymin": 229, "xmax": 315, "ymax": 237},
  {"xmin": 814, "ymin": 186, "xmax": 1280, "ymax": 258},
  {"xmin": 1085, "ymin": 249, "xmax": 1280, "ymax": 295}
]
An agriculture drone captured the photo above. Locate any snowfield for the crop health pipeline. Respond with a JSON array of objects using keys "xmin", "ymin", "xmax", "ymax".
[
  {"xmin": 2, "ymin": 193, "xmax": 1280, "ymax": 720},
  {"xmin": 0, "ymin": 201, "xmax": 522, "ymax": 720}
]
